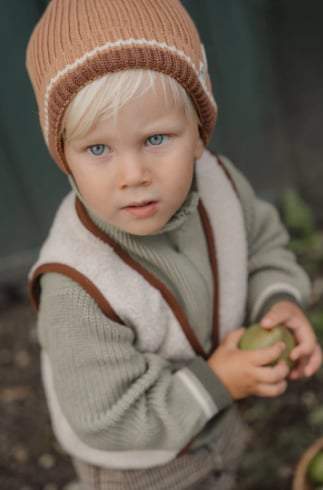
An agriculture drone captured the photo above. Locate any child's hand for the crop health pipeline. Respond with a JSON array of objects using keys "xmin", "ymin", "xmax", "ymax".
[
  {"xmin": 260, "ymin": 300, "xmax": 322, "ymax": 380},
  {"xmin": 208, "ymin": 328, "xmax": 290, "ymax": 400}
]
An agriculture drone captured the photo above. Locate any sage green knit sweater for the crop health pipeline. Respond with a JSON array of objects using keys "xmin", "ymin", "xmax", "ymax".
[{"xmin": 37, "ymin": 156, "xmax": 310, "ymax": 466}]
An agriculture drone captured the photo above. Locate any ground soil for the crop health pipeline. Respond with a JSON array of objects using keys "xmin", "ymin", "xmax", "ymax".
[{"xmin": 0, "ymin": 290, "xmax": 322, "ymax": 490}]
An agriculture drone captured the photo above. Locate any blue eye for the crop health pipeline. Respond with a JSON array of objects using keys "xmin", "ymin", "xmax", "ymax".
[
  {"xmin": 146, "ymin": 134, "xmax": 168, "ymax": 146},
  {"xmin": 88, "ymin": 144, "xmax": 106, "ymax": 156}
]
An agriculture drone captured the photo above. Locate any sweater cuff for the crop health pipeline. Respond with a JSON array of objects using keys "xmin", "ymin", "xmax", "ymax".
[
  {"xmin": 186, "ymin": 356, "xmax": 232, "ymax": 412},
  {"xmin": 254, "ymin": 292, "xmax": 304, "ymax": 323}
]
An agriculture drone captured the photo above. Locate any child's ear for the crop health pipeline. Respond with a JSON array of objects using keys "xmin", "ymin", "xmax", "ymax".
[{"xmin": 194, "ymin": 133, "xmax": 205, "ymax": 160}]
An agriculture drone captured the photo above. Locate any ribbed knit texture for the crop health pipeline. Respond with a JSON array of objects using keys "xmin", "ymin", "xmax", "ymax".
[{"xmin": 26, "ymin": 0, "xmax": 217, "ymax": 172}]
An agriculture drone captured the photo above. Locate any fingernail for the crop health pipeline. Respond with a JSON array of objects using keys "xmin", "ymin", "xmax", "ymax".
[{"xmin": 262, "ymin": 318, "xmax": 273, "ymax": 326}]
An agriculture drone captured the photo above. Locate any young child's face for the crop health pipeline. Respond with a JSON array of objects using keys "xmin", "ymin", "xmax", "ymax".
[{"xmin": 64, "ymin": 80, "xmax": 204, "ymax": 235}]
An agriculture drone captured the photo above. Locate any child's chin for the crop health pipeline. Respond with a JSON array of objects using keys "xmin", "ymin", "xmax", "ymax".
[{"xmin": 120, "ymin": 219, "xmax": 165, "ymax": 236}]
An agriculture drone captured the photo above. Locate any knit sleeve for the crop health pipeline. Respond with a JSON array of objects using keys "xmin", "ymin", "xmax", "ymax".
[
  {"xmin": 219, "ymin": 155, "xmax": 311, "ymax": 323},
  {"xmin": 37, "ymin": 271, "xmax": 230, "ymax": 468}
]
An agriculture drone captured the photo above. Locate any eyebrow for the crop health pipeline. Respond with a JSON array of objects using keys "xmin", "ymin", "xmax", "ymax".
[
  {"xmin": 137, "ymin": 114, "xmax": 186, "ymax": 135},
  {"xmin": 81, "ymin": 122, "xmax": 184, "ymax": 145}
]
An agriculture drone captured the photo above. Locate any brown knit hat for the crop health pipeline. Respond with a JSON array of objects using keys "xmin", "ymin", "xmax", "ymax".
[{"xmin": 26, "ymin": 0, "xmax": 217, "ymax": 173}]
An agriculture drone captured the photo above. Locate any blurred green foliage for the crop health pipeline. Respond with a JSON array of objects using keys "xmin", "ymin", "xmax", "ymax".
[
  {"xmin": 308, "ymin": 310, "xmax": 323, "ymax": 345},
  {"xmin": 281, "ymin": 189, "xmax": 316, "ymax": 237},
  {"xmin": 280, "ymin": 189, "xmax": 323, "ymax": 343}
]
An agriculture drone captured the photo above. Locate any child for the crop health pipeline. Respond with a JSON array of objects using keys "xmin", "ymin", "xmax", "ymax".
[{"xmin": 26, "ymin": 1, "xmax": 321, "ymax": 489}]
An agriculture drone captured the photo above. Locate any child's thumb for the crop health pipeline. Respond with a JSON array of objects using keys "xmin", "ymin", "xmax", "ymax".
[
  {"xmin": 224, "ymin": 327, "xmax": 246, "ymax": 348},
  {"xmin": 260, "ymin": 314, "xmax": 276, "ymax": 328},
  {"xmin": 260, "ymin": 306, "xmax": 286, "ymax": 328}
]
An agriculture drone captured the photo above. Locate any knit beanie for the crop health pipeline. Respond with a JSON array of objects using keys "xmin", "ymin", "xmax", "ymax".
[{"xmin": 26, "ymin": 0, "xmax": 217, "ymax": 173}]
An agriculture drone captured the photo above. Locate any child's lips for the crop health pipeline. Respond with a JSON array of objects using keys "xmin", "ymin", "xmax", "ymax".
[{"xmin": 123, "ymin": 200, "xmax": 159, "ymax": 218}]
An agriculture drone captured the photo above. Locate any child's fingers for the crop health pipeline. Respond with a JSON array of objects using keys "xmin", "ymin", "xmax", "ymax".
[
  {"xmin": 254, "ymin": 362, "xmax": 289, "ymax": 385},
  {"xmin": 252, "ymin": 359, "xmax": 289, "ymax": 397},
  {"xmin": 255, "ymin": 380, "xmax": 287, "ymax": 398},
  {"xmin": 289, "ymin": 344, "xmax": 322, "ymax": 379},
  {"xmin": 260, "ymin": 308, "xmax": 291, "ymax": 328},
  {"xmin": 249, "ymin": 341, "xmax": 286, "ymax": 366},
  {"xmin": 289, "ymin": 357, "xmax": 309, "ymax": 380},
  {"xmin": 290, "ymin": 329, "xmax": 317, "ymax": 361}
]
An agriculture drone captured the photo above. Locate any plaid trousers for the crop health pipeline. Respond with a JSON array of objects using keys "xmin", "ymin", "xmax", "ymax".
[
  {"xmin": 72, "ymin": 407, "xmax": 249, "ymax": 490},
  {"xmin": 73, "ymin": 453, "xmax": 236, "ymax": 490}
]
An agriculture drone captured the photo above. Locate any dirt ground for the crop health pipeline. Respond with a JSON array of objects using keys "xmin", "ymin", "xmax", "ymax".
[
  {"xmin": 0, "ymin": 286, "xmax": 322, "ymax": 490},
  {"xmin": 0, "ymin": 298, "xmax": 76, "ymax": 490}
]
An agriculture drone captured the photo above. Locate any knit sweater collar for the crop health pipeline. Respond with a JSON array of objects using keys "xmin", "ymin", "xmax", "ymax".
[{"xmin": 69, "ymin": 176, "xmax": 200, "ymax": 244}]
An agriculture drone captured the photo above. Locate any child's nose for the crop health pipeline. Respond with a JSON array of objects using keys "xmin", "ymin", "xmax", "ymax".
[{"xmin": 118, "ymin": 155, "xmax": 151, "ymax": 189}]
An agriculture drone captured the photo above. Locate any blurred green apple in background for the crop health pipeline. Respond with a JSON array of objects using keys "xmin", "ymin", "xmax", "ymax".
[{"xmin": 307, "ymin": 450, "xmax": 323, "ymax": 487}]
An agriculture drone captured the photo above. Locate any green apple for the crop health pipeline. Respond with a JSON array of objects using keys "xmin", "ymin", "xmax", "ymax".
[
  {"xmin": 239, "ymin": 324, "xmax": 296, "ymax": 369},
  {"xmin": 307, "ymin": 450, "xmax": 323, "ymax": 486}
]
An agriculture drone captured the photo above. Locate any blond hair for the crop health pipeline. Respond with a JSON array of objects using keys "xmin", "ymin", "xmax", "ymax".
[{"xmin": 62, "ymin": 69, "xmax": 200, "ymax": 143}]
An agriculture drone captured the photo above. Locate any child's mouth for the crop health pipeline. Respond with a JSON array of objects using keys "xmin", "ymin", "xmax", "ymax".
[{"xmin": 123, "ymin": 201, "xmax": 159, "ymax": 218}]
